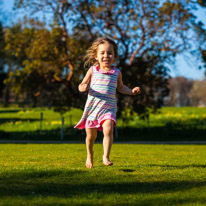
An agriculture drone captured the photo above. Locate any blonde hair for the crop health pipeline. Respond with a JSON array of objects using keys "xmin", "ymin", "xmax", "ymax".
[{"xmin": 84, "ymin": 37, "xmax": 118, "ymax": 68}]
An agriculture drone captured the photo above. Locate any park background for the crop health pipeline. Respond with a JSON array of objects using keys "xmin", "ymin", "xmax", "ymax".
[
  {"xmin": 0, "ymin": 1, "xmax": 206, "ymax": 206},
  {"xmin": 0, "ymin": 0, "xmax": 206, "ymax": 141}
]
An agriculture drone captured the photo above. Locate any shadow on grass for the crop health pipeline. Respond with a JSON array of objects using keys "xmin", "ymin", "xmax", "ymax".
[
  {"xmin": 0, "ymin": 127, "xmax": 86, "ymax": 141},
  {"xmin": 148, "ymin": 164, "xmax": 206, "ymax": 169},
  {"xmin": 0, "ymin": 109, "xmax": 23, "ymax": 113},
  {"xmin": 121, "ymin": 169, "xmax": 136, "ymax": 172},
  {"xmin": 0, "ymin": 169, "xmax": 206, "ymax": 198},
  {"xmin": 117, "ymin": 126, "xmax": 206, "ymax": 141},
  {"xmin": 2, "ymin": 126, "xmax": 206, "ymax": 142}
]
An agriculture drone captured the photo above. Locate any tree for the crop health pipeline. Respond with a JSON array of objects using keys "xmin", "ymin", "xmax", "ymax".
[
  {"xmin": 0, "ymin": 22, "xmax": 4, "ymax": 71},
  {"xmin": 4, "ymin": 21, "xmax": 89, "ymax": 110},
  {"xmin": 201, "ymin": 49, "xmax": 206, "ymax": 77},
  {"xmin": 73, "ymin": 0, "xmax": 206, "ymax": 117},
  {"xmin": 5, "ymin": 0, "xmax": 206, "ymax": 116},
  {"xmin": 0, "ymin": 21, "xmax": 7, "ymax": 100}
]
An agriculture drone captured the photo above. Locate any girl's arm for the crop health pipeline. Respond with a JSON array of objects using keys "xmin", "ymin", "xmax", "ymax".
[
  {"xmin": 117, "ymin": 72, "xmax": 141, "ymax": 95},
  {"xmin": 78, "ymin": 68, "xmax": 92, "ymax": 92}
]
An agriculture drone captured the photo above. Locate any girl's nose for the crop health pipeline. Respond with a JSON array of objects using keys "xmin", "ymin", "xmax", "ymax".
[{"xmin": 104, "ymin": 52, "xmax": 109, "ymax": 57}]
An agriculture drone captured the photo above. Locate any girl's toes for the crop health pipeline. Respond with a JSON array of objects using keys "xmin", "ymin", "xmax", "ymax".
[
  {"xmin": 103, "ymin": 161, "xmax": 113, "ymax": 166},
  {"xmin": 86, "ymin": 152, "xmax": 94, "ymax": 169},
  {"xmin": 103, "ymin": 157, "xmax": 113, "ymax": 166},
  {"xmin": 86, "ymin": 163, "xmax": 93, "ymax": 168},
  {"xmin": 86, "ymin": 160, "xmax": 93, "ymax": 168}
]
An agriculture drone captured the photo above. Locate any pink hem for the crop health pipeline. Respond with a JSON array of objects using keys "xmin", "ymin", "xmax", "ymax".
[{"xmin": 74, "ymin": 113, "xmax": 116, "ymax": 131}]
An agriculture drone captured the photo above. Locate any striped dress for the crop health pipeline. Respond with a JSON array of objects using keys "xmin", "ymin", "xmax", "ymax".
[{"xmin": 74, "ymin": 65, "xmax": 120, "ymax": 131}]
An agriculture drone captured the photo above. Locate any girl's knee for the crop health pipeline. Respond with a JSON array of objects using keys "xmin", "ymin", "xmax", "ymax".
[
  {"xmin": 86, "ymin": 134, "xmax": 97, "ymax": 141},
  {"xmin": 86, "ymin": 128, "xmax": 97, "ymax": 141},
  {"xmin": 102, "ymin": 120, "xmax": 114, "ymax": 136},
  {"xmin": 104, "ymin": 128, "xmax": 113, "ymax": 136}
]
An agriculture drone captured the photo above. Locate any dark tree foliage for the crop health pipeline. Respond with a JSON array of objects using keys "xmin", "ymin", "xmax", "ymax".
[
  {"xmin": 72, "ymin": 0, "xmax": 206, "ymax": 118},
  {"xmin": 3, "ymin": 0, "xmax": 206, "ymax": 117},
  {"xmin": 0, "ymin": 22, "xmax": 4, "ymax": 71},
  {"xmin": 0, "ymin": 21, "xmax": 7, "ymax": 98},
  {"xmin": 4, "ymin": 22, "xmax": 90, "ymax": 110}
]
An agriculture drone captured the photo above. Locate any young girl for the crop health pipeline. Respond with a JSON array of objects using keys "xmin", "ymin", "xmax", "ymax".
[{"xmin": 74, "ymin": 37, "xmax": 141, "ymax": 168}]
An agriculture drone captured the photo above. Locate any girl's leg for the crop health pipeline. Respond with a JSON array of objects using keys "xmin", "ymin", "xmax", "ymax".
[
  {"xmin": 102, "ymin": 120, "xmax": 114, "ymax": 166},
  {"xmin": 85, "ymin": 127, "xmax": 97, "ymax": 168}
]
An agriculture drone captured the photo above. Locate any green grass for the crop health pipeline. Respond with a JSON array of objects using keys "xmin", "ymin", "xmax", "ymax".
[
  {"xmin": 1, "ymin": 106, "xmax": 206, "ymax": 131},
  {"xmin": 122, "ymin": 107, "xmax": 206, "ymax": 127},
  {"xmin": 0, "ymin": 107, "xmax": 82, "ymax": 132},
  {"xmin": 0, "ymin": 144, "xmax": 206, "ymax": 205},
  {"xmin": 0, "ymin": 106, "xmax": 206, "ymax": 141}
]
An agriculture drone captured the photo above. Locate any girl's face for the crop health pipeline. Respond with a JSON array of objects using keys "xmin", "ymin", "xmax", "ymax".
[{"xmin": 95, "ymin": 42, "xmax": 114, "ymax": 70}]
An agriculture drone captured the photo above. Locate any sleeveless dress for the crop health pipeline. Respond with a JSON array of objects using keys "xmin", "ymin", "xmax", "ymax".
[{"xmin": 74, "ymin": 65, "xmax": 120, "ymax": 131}]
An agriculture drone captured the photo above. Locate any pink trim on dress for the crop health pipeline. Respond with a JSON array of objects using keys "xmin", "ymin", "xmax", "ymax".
[
  {"xmin": 96, "ymin": 65, "xmax": 116, "ymax": 74},
  {"xmin": 75, "ymin": 113, "xmax": 116, "ymax": 131},
  {"xmin": 86, "ymin": 113, "xmax": 116, "ymax": 131}
]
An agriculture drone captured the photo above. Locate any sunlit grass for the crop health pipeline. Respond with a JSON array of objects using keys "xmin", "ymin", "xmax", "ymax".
[
  {"xmin": 0, "ymin": 106, "xmax": 206, "ymax": 141},
  {"xmin": 128, "ymin": 107, "xmax": 206, "ymax": 128},
  {"xmin": 1, "ymin": 107, "xmax": 206, "ymax": 131},
  {"xmin": 0, "ymin": 107, "xmax": 82, "ymax": 132},
  {"xmin": 0, "ymin": 144, "xmax": 206, "ymax": 205}
]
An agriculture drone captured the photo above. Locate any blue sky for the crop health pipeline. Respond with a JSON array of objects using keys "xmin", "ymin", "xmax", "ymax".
[{"xmin": 1, "ymin": 0, "xmax": 206, "ymax": 80}]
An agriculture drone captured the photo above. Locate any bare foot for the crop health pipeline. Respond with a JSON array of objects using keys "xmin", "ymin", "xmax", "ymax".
[
  {"xmin": 103, "ymin": 156, "xmax": 113, "ymax": 166},
  {"xmin": 86, "ymin": 151, "xmax": 94, "ymax": 168}
]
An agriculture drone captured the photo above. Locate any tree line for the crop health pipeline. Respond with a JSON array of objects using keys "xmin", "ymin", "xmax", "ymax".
[
  {"xmin": 0, "ymin": 0, "xmax": 206, "ymax": 117},
  {"xmin": 166, "ymin": 77, "xmax": 206, "ymax": 107}
]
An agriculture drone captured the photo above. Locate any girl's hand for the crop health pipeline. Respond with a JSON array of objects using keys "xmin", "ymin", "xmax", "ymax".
[
  {"xmin": 132, "ymin": 87, "xmax": 141, "ymax": 95},
  {"xmin": 78, "ymin": 68, "xmax": 92, "ymax": 92},
  {"xmin": 79, "ymin": 83, "xmax": 89, "ymax": 92}
]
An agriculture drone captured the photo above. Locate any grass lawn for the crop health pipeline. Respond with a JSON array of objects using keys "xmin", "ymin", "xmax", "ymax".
[{"xmin": 0, "ymin": 144, "xmax": 206, "ymax": 205}]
